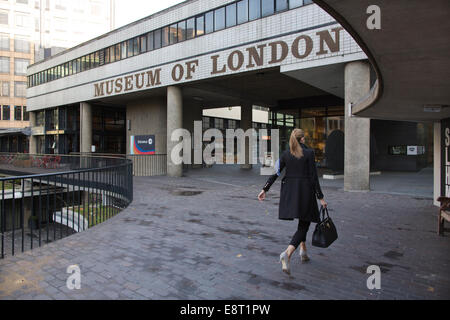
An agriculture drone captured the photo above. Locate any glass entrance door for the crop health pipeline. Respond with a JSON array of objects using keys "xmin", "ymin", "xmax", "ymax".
[{"xmin": 269, "ymin": 106, "xmax": 345, "ymax": 168}]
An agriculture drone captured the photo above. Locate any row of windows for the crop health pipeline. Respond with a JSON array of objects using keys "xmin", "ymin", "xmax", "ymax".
[
  {"xmin": 28, "ymin": 0, "xmax": 313, "ymax": 88},
  {"xmin": 1, "ymin": 105, "xmax": 29, "ymax": 121},
  {"xmin": 0, "ymin": 56, "xmax": 30, "ymax": 75},
  {"xmin": 202, "ymin": 116, "xmax": 268, "ymax": 131},
  {"xmin": 0, "ymin": 34, "xmax": 30, "ymax": 53},
  {"xmin": 0, "ymin": 80, "xmax": 27, "ymax": 97}
]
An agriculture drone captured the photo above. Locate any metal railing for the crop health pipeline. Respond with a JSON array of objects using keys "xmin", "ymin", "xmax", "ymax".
[
  {"xmin": 0, "ymin": 154, "xmax": 133, "ymax": 259},
  {"xmin": 127, "ymin": 154, "xmax": 167, "ymax": 177}
]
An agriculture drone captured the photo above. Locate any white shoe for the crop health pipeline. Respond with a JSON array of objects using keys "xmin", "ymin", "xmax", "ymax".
[
  {"xmin": 300, "ymin": 249, "xmax": 310, "ymax": 263},
  {"xmin": 279, "ymin": 251, "xmax": 291, "ymax": 275}
]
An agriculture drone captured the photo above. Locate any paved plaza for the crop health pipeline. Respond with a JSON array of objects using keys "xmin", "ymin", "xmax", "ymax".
[{"xmin": 0, "ymin": 167, "xmax": 448, "ymax": 300}]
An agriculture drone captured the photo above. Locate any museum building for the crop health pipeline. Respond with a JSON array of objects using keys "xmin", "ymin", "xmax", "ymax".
[{"xmin": 25, "ymin": 0, "xmax": 433, "ymax": 191}]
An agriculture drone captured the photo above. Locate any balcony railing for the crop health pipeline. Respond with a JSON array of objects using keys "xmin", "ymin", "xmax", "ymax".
[{"xmin": 0, "ymin": 153, "xmax": 133, "ymax": 259}]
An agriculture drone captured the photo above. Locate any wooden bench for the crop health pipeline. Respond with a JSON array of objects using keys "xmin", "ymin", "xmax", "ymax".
[{"xmin": 437, "ymin": 197, "xmax": 450, "ymax": 235}]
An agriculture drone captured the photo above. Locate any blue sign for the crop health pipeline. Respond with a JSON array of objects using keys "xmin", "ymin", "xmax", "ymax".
[{"xmin": 131, "ymin": 135, "xmax": 155, "ymax": 155}]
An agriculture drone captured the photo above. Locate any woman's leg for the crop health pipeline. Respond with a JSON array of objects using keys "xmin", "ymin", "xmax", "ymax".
[{"xmin": 287, "ymin": 220, "xmax": 311, "ymax": 258}]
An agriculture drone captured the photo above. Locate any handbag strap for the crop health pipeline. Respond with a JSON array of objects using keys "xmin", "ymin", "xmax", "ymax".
[{"xmin": 320, "ymin": 206, "xmax": 330, "ymax": 221}]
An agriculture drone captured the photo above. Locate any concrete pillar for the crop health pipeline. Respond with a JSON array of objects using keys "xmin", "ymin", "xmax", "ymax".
[
  {"xmin": 167, "ymin": 86, "xmax": 183, "ymax": 177},
  {"xmin": 29, "ymin": 111, "xmax": 37, "ymax": 154},
  {"xmin": 434, "ymin": 122, "xmax": 441, "ymax": 206},
  {"xmin": 241, "ymin": 103, "xmax": 253, "ymax": 170},
  {"xmin": 344, "ymin": 61, "xmax": 371, "ymax": 192},
  {"xmin": 183, "ymin": 101, "xmax": 203, "ymax": 168},
  {"xmin": 80, "ymin": 102, "xmax": 93, "ymax": 154}
]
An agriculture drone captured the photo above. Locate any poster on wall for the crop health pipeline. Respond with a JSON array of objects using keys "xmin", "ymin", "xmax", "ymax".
[{"xmin": 131, "ymin": 135, "xmax": 156, "ymax": 155}]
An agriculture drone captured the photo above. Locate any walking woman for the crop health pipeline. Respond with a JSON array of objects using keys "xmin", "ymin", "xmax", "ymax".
[{"xmin": 258, "ymin": 129, "xmax": 327, "ymax": 275}]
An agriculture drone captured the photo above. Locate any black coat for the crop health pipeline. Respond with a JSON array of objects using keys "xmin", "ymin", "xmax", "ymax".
[{"xmin": 263, "ymin": 146, "xmax": 324, "ymax": 222}]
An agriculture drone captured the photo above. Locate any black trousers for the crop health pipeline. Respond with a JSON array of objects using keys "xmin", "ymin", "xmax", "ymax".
[{"xmin": 290, "ymin": 220, "xmax": 311, "ymax": 249}]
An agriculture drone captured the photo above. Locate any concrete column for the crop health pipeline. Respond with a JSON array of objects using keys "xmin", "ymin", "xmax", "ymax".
[
  {"xmin": 80, "ymin": 102, "xmax": 93, "ymax": 154},
  {"xmin": 183, "ymin": 101, "xmax": 203, "ymax": 168},
  {"xmin": 434, "ymin": 122, "xmax": 442, "ymax": 206},
  {"xmin": 29, "ymin": 111, "xmax": 37, "ymax": 154},
  {"xmin": 241, "ymin": 103, "xmax": 253, "ymax": 170},
  {"xmin": 344, "ymin": 61, "xmax": 371, "ymax": 192},
  {"xmin": 167, "ymin": 86, "xmax": 183, "ymax": 177}
]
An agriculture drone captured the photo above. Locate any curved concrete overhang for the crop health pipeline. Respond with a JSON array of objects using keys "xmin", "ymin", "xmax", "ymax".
[{"xmin": 315, "ymin": 0, "xmax": 450, "ymax": 122}]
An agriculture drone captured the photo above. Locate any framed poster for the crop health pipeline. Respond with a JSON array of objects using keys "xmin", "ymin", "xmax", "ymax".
[{"xmin": 131, "ymin": 135, "xmax": 155, "ymax": 155}]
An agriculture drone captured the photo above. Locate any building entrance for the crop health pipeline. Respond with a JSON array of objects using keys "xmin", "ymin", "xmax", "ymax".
[{"xmin": 269, "ymin": 106, "xmax": 345, "ymax": 168}]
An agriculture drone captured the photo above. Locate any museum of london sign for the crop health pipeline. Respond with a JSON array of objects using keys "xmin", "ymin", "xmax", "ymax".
[{"xmin": 93, "ymin": 27, "xmax": 343, "ymax": 98}]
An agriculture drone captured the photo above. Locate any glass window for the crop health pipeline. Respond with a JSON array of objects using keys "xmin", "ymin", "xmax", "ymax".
[
  {"xmin": 205, "ymin": 11, "xmax": 214, "ymax": 34},
  {"xmin": 121, "ymin": 41, "xmax": 127, "ymax": 59},
  {"xmin": 154, "ymin": 29, "xmax": 162, "ymax": 49},
  {"xmin": 127, "ymin": 39, "xmax": 133, "ymax": 57},
  {"xmin": 80, "ymin": 56, "xmax": 86, "ymax": 72},
  {"xmin": 186, "ymin": 18, "xmax": 195, "ymax": 40},
  {"xmin": 114, "ymin": 43, "xmax": 121, "ymax": 61},
  {"xmin": 276, "ymin": 0, "xmax": 288, "ymax": 11},
  {"xmin": 140, "ymin": 35, "xmax": 147, "ymax": 53},
  {"xmin": 0, "ymin": 33, "xmax": 9, "ymax": 51},
  {"xmin": 203, "ymin": 117, "xmax": 210, "ymax": 131},
  {"xmin": 178, "ymin": 20, "xmax": 186, "ymax": 42},
  {"xmin": 14, "ymin": 81, "xmax": 26, "ymax": 97},
  {"xmin": 237, "ymin": 0, "xmax": 249, "ymax": 24},
  {"xmin": 249, "ymin": 0, "xmax": 261, "ymax": 21},
  {"xmin": 289, "ymin": 0, "xmax": 303, "ymax": 8},
  {"xmin": 75, "ymin": 58, "xmax": 81, "ymax": 73},
  {"xmin": 14, "ymin": 58, "xmax": 29, "ymax": 75},
  {"xmin": 23, "ymin": 106, "xmax": 29, "ymax": 121},
  {"xmin": 304, "ymin": 0, "xmax": 313, "ymax": 4},
  {"xmin": 89, "ymin": 53, "xmax": 95, "ymax": 69},
  {"xmin": 226, "ymin": 3, "xmax": 237, "ymax": 27},
  {"xmin": 0, "ymin": 81, "xmax": 9, "ymax": 96},
  {"xmin": 69, "ymin": 61, "xmax": 73, "ymax": 75},
  {"xmin": 214, "ymin": 7, "xmax": 225, "ymax": 31},
  {"xmin": 147, "ymin": 32, "xmax": 154, "ymax": 51},
  {"xmin": 133, "ymin": 37, "xmax": 139, "ymax": 55},
  {"xmin": 262, "ymin": 0, "xmax": 275, "ymax": 17},
  {"xmin": 169, "ymin": 24, "xmax": 178, "ymax": 44},
  {"xmin": 14, "ymin": 106, "xmax": 21, "ymax": 121},
  {"xmin": 94, "ymin": 51, "xmax": 100, "ymax": 67},
  {"xmin": 108, "ymin": 46, "xmax": 114, "ymax": 63},
  {"xmin": 105, "ymin": 47, "xmax": 111, "ymax": 64},
  {"xmin": 162, "ymin": 26, "xmax": 169, "ymax": 47},
  {"xmin": 2, "ymin": 105, "xmax": 10, "ymax": 120},
  {"xmin": 14, "ymin": 38, "xmax": 30, "ymax": 53},
  {"xmin": 196, "ymin": 15, "xmax": 205, "ymax": 36},
  {"xmin": 0, "ymin": 57, "xmax": 10, "ymax": 73}
]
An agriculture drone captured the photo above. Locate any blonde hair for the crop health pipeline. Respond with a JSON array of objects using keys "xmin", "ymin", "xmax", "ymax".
[{"xmin": 290, "ymin": 129, "xmax": 305, "ymax": 159}]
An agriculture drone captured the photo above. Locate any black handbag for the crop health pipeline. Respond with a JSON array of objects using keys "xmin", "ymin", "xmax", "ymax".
[{"xmin": 312, "ymin": 207, "xmax": 338, "ymax": 248}]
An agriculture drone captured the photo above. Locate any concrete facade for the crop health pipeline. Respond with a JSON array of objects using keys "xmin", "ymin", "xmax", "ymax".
[
  {"xmin": 344, "ymin": 61, "xmax": 371, "ymax": 192},
  {"xmin": 24, "ymin": 0, "xmax": 419, "ymax": 189},
  {"xmin": 167, "ymin": 86, "xmax": 183, "ymax": 177},
  {"xmin": 26, "ymin": 2, "xmax": 365, "ymax": 111},
  {"xmin": 127, "ymin": 96, "xmax": 167, "ymax": 155}
]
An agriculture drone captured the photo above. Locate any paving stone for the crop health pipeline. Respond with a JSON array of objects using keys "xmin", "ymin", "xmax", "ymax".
[{"xmin": 0, "ymin": 173, "xmax": 449, "ymax": 300}]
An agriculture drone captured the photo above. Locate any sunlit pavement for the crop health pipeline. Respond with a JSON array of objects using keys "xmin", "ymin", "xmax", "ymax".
[{"xmin": 0, "ymin": 167, "xmax": 448, "ymax": 300}]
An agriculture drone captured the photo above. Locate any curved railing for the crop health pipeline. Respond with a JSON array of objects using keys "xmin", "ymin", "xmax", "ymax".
[{"xmin": 0, "ymin": 153, "xmax": 133, "ymax": 259}]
